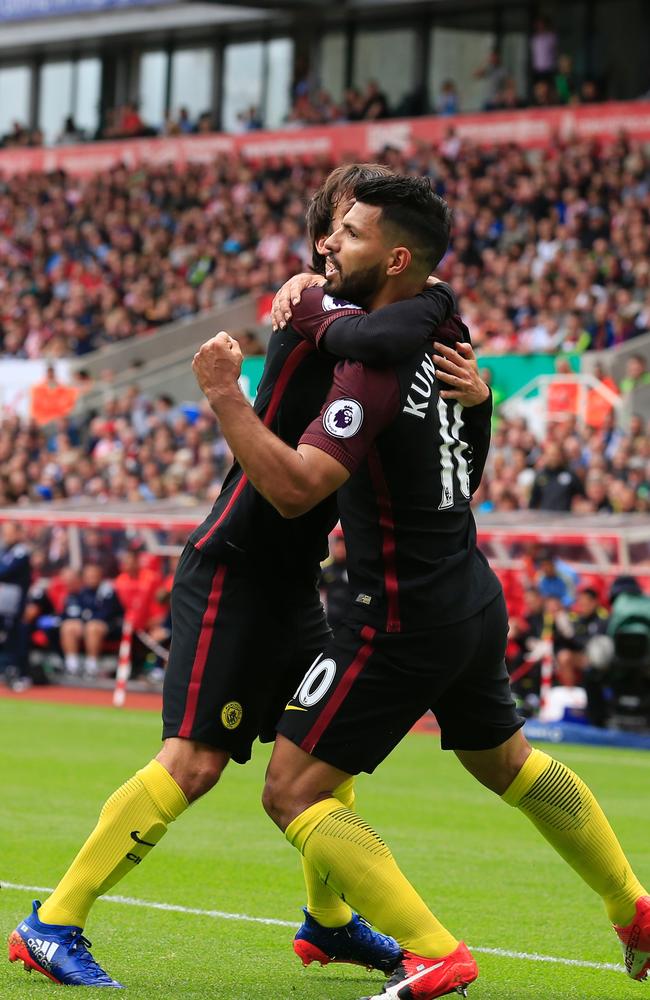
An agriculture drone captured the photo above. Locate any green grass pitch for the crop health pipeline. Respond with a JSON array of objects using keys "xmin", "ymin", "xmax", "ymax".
[{"xmin": 1, "ymin": 699, "xmax": 648, "ymax": 999}]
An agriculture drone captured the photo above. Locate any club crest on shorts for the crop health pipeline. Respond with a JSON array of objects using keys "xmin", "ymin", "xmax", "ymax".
[
  {"xmin": 221, "ymin": 701, "xmax": 243, "ymax": 730},
  {"xmin": 323, "ymin": 398, "xmax": 363, "ymax": 439}
]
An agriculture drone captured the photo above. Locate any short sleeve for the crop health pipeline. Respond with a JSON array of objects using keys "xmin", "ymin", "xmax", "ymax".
[
  {"xmin": 290, "ymin": 287, "xmax": 365, "ymax": 348},
  {"xmin": 299, "ymin": 360, "xmax": 400, "ymax": 474}
]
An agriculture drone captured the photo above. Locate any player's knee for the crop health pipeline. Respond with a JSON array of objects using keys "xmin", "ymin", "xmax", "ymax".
[
  {"xmin": 156, "ymin": 739, "xmax": 228, "ymax": 803},
  {"xmin": 457, "ymin": 732, "xmax": 532, "ymax": 795},
  {"xmin": 261, "ymin": 772, "xmax": 295, "ymax": 832}
]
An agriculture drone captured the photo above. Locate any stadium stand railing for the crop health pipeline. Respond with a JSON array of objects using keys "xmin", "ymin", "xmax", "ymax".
[
  {"xmin": 583, "ymin": 331, "xmax": 650, "ymax": 386},
  {"xmin": 502, "ymin": 373, "xmax": 622, "ymax": 435},
  {"xmin": 1, "ymin": 101, "xmax": 650, "ymax": 177},
  {"xmin": 68, "ymin": 296, "xmax": 258, "ymax": 419}
]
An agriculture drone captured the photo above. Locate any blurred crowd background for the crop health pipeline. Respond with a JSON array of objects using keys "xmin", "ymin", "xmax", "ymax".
[
  {"xmin": 0, "ymin": 0, "xmax": 649, "ymax": 731},
  {"xmin": 1, "ymin": 137, "xmax": 649, "ymax": 361}
]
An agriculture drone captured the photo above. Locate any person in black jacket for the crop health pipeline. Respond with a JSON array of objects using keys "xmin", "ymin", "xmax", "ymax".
[
  {"xmin": 60, "ymin": 564, "xmax": 122, "ymax": 677},
  {"xmin": 0, "ymin": 521, "xmax": 32, "ymax": 686},
  {"xmin": 529, "ymin": 441, "xmax": 584, "ymax": 511}
]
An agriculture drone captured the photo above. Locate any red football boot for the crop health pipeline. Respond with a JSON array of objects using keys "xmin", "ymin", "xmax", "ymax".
[
  {"xmin": 614, "ymin": 895, "xmax": 650, "ymax": 981},
  {"xmin": 362, "ymin": 941, "xmax": 478, "ymax": 999}
]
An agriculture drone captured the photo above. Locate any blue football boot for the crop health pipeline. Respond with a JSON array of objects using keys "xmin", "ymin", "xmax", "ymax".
[
  {"xmin": 294, "ymin": 907, "xmax": 401, "ymax": 973},
  {"xmin": 8, "ymin": 900, "xmax": 123, "ymax": 987}
]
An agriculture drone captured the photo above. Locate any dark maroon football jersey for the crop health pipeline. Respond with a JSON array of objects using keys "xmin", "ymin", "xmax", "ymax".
[
  {"xmin": 190, "ymin": 285, "xmax": 456, "ymax": 581},
  {"xmin": 299, "ymin": 341, "xmax": 501, "ymax": 630}
]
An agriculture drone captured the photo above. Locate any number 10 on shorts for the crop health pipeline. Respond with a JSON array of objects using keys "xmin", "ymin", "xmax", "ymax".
[{"xmin": 294, "ymin": 655, "xmax": 337, "ymax": 707}]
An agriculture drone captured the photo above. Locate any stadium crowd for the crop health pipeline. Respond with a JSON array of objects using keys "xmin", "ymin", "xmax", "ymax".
[
  {"xmin": 1, "ymin": 134, "xmax": 649, "ymax": 360},
  {"xmin": 2, "ymin": 512, "xmax": 649, "ymax": 733},
  {"xmin": 0, "ymin": 359, "xmax": 648, "ymax": 512}
]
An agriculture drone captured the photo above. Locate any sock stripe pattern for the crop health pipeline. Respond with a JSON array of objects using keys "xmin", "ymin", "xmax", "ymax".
[
  {"xmin": 313, "ymin": 808, "xmax": 392, "ymax": 858},
  {"xmin": 288, "ymin": 799, "xmax": 459, "ymax": 957},
  {"xmin": 519, "ymin": 758, "xmax": 590, "ymax": 832},
  {"xmin": 301, "ymin": 779, "xmax": 357, "ymax": 927},
  {"xmin": 506, "ymin": 749, "xmax": 646, "ymax": 926}
]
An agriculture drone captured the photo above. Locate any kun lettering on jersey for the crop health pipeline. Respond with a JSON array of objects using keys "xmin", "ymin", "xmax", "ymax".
[{"xmin": 403, "ymin": 353, "xmax": 436, "ymax": 419}]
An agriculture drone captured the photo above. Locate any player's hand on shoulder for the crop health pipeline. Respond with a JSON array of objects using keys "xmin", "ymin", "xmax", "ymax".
[
  {"xmin": 272, "ymin": 272, "xmax": 327, "ymax": 331},
  {"xmin": 433, "ymin": 340, "xmax": 490, "ymax": 408},
  {"xmin": 192, "ymin": 331, "xmax": 243, "ymax": 399}
]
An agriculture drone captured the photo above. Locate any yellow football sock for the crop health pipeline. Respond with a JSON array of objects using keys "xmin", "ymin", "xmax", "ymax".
[
  {"xmin": 301, "ymin": 777, "xmax": 356, "ymax": 928},
  {"xmin": 38, "ymin": 760, "xmax": 188, "ymax": 928},
  {"xmin": 503, "ymin": 748, "xmax": 647, "ymax": 926},
  {"xmin": 287, "ymin": 798, "xmax": 458, "ymax": 956}
]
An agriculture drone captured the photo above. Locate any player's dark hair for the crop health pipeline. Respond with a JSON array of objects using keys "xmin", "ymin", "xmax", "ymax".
[
  {"xmin": 307, "ymin": 163, "xmax": 393, "ymax": 273},
  {"xmin": 353, "ymin": 174, "xmax": 451, "ymax": 274}
]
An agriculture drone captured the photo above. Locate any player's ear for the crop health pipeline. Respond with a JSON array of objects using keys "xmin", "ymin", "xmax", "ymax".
[
  {"xmin": 315, "ymin": 235, "xmax": 329, "ymax": 256},
  {"xmin": 386, "ymin": 246, "xmax": 411, "ymax": 277}
]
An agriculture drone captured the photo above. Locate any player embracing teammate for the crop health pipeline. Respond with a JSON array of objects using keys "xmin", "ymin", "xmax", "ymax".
[
  {"xmin": 8, "ymin": 168, "xmax": 649, "ymax": 997},
  {"xmin": 194, "ymin": 173, "xmax": 650, "ymax": 999},
  {"xmin": 7, "ymin": 163, "xmax": 470, "ymax": 989}
]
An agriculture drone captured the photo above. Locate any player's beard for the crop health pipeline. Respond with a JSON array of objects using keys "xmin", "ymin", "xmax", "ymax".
[{"xmin": 324, "ymin": 258, "xmax": 386, "ymax": 311}]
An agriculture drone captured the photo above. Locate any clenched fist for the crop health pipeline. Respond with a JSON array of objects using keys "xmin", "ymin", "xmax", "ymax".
[{"xmin": 192, "ymin": 331, "xmax": 243, "ymax": 400}]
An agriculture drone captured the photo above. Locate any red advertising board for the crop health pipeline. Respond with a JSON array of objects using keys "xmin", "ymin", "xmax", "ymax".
[{"xmin": 0, "ymin": 101, "xmax": 649, "ymax": 177}]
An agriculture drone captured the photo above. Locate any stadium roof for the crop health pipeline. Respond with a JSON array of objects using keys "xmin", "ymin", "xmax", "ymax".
[{"xmin": 0, "ymin": 0, "xmax": 534, "ymax": 49}]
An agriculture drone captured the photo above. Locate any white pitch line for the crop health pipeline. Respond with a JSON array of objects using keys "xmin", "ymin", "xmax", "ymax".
[
  {"xmin": 1, "ymin": 883, "xmax": 295, "ymax": 928},
  {"xmin": 468, "ymin": 945, "xmax": 622, "ymax": 973},
  {"xmin": 1, "ymin": 882, "xmax": 624, "ymax": 974}
]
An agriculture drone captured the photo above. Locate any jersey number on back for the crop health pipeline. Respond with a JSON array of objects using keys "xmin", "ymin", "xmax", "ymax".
[{"xmin": 437, "ymin": 398, "xmax": 470, "ymax": 510}]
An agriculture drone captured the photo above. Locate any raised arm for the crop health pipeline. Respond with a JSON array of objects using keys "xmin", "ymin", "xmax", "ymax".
[
  {"xmin": 192, "ymin": 333, "xmax": 398, "ymax": 519},
  {"xmin": 321, "ymin": 283, "xmax": 456, "ymax": 364},
  {"xmin": 288, "ymin": 284, "xmax": 456, "ymax": 366}
]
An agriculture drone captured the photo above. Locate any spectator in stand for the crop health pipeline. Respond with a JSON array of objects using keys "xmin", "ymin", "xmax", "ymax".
[
  {"xmin": 341, "ymin": 88, "xmax": 364, "ymax": 121},
  {"xmin": 554, "ymin": 55, "xmax": 578, "ymax": 104},
  {"xmin": 360, "ymin": 80, "xmax": 390, "ymax": 120},
  {"xmin": 1, "ymin": 120, "xmax": 43, "ymax": 148},
  {"xmin": 18, "ymin": 577, "xmax": 59, "ymax": 688},
  {"xmin": 474, "ymin": 50, "xmax": 509, "ymax": 110},
  {"xmin": 235, "ymin": 106, "xmax": 264, "ymax": 132},
  {"xmin": 59, "ymin": 564, "xmax": 123, "ymax": 677},
  {"xmin": 57, "ymin": 116, "xmax": 85, "ymax": 145},
  {"xmin": 580, "ymin": 80, "xmax": 600, "ymax": 104},
  {"xmin": 0, "ymin": 522, "xmax": 31, "ymax": 684},
  {"xmin": 196, "ymin": 111, "xmax": 215, "ymax": 134},
  {"xmin": 234, "ymin": 330, "xmax": 266, "ymax": 357},
  {"xmin": 530, "ymin": 16, "xmax": 558, "ymax": 86},
  {"xmin": 118, "ymin": 102, "xmax": 147, "ymax": 137},
  {"xmin": 176, "ymin": 107, "xmax": 195, "ymax": 135},
  {"xmin": 492, "ymin": 77, "xmax": 526, "ymax": 111},
  {"xmin": 530, "ymin": 442, "xmax": 585, "ymax": 511},
  {"xmin": 534, "ymin": 549, "xmax": 578, "ymax": 608},
  {"xmin": 438, "ymin": 80, "xmax": 459, "ymax": 116},
  {"xmin": 113, "ymin": 550, "xmax": 158, "ymax": 633},
  {"xmin": 531, "ymin": 79, "xmax": 556, "ymax": 107},
  {"xmin": 621, "ymin": 355, "xmax": 650, "ymax": 394},
  {"xmin": 546, "ymin": 357, "xmax": 579, "ymax": 417},
  {"xmin": 553, "ymin": 586, "xmax": 609, "ymax": 686},
  {"xmin": 585, "ymin": 362, "xmax": 620, "ymax": 428},
  {"xmin": 507, "ymin": 586, "xmax": 546, "ymax": 707},
  {"xmin": 30, "ymin": 366, "xmax": 79, "ymax": 426}
]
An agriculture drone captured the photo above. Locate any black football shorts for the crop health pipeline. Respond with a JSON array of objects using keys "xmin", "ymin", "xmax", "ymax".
[
  {"xmin": 277, "ymin": 592, "xmax": 524, "ymax": 774},
  {"xmin": 163, "ymin": 543, "xmax": 331, "ymax": 763}
]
